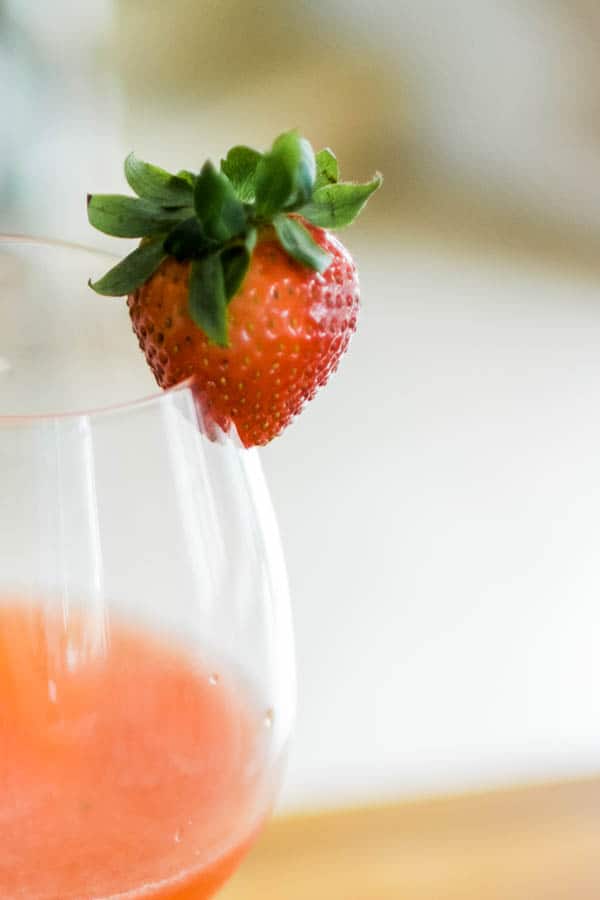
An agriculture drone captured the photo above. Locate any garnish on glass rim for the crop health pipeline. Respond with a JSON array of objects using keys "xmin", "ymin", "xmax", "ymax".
[{"xmin": 87, "ymin": 130, "xmax": 382, "ymax": 446}]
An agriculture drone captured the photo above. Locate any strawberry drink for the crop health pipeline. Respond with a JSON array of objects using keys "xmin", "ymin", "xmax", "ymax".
[{"xmin": 0, "ymin": 601, "xmax": 270, "ymax": 899}]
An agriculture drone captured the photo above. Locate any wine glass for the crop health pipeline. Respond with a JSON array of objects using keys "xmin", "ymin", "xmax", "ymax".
[{"xmin": 0, "ymin": 236, "xmax": 295, "ymax": 899}]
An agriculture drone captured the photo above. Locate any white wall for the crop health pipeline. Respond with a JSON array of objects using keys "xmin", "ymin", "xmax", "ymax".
[{"xmin": 263, "ymin": 230, "xmax": 600, "ymax": 809}]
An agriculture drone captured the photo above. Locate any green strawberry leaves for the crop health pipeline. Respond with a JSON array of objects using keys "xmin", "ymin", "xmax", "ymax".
[
  {"xmin": 163, "ymin": 217, "xmax": 217, "ymax": 261},
  {"xmin": 87, "ymin": 130, "xmax": 382, "ymax": 344},
  {"xmin": 244, "ymin": 226, "xmax": 258, "ymax": 255},
  {"xmin": 194, "ymin": 161, "xmax": 247, "ymax": 241},
  {"xmin": 221, "ymin": 146, "xmax": 262, "ymax": 202},
  {"xmin": 273, "ymin": 215, "xmax": 332, "ymax": 273},
  {"xmin": 254, "ymin": 131, "xmax": 316, "ymax": 217},
  {"xmin": 254, "ymin": 134, "xmax": 298, "ymax": 217},
  {"xmin": 299, "ymin": 174, "xmax": 383, "ymax": 229},
  {"xmin": 314, "ymin": 148, "xmax": 340, "ymax": 190},
  {"xmin": 221, "ymin": 245, "xmax": 251, "ymax": 302},
  {"xmin": 189, "ymin": 255, "xmax": 228, "ymax": 347},
  {"xmin": 89, "ymin": 237, "xmax": 167, "ymax": 296},
  {"xmin": 295, "ymin": 137, "xmax": 318, "ymax": 204},
  {"xmin": 175, "ymin": 170, "xmax": 197, "ymax": 188},
  {"xmin": 87, "ymin": 194, "xmax": 191, "ymax": 238},
  {"xmin": 124, "ymin": 153, "xmax": 194, "ymax": 206}
]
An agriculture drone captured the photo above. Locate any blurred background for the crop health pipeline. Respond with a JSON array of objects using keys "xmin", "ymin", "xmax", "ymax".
[{"xmin": 3, "ymin": 0, "xmax": 600, "ymax": 824}]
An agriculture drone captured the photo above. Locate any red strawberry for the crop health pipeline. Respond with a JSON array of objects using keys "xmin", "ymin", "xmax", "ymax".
[
  {"xmin": 88, "ymin": 132, "xmax": 381, "ymax": 446},
  {"xmin": 127, "ymin": 222, "xmax": 358, "ymax": 446}
]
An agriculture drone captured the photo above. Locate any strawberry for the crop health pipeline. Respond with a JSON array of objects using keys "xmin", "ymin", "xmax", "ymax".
[{"xmin": 87, "ymin": 131, "xmax": 381, "ymax": 446}]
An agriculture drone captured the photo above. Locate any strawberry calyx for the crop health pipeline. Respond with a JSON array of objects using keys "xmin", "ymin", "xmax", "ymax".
[{"xmin": 87, "ymin": 130, "xmax": 382, "ymax": 347}]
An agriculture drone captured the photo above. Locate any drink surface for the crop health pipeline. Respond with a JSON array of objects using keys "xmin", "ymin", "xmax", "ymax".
[{"xmin": 0, "ymin": 601, "xmax": 267, "ymax": 899}]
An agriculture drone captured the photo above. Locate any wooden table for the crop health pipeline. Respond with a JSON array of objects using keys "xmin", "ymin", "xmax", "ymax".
[{"xmin": 220, "ymin": 777, "xmax": 600, "ymax": 899}]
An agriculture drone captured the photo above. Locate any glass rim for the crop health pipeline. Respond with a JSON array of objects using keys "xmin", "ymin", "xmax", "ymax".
[
  {"xmin": 0, "ymin": 231, "xmax": 119, "ymax": 258},
  {"xmin": 0, "ymin": 234, "xmax": 198, "ymax": 426}
]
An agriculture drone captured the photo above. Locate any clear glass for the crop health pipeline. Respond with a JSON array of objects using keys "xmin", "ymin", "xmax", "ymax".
[{"xmin": 0, "ymin": 237, "xmax": 295, "ymax": 899}]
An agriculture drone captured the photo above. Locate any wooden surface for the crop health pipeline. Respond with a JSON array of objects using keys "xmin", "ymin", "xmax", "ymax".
[{"xmin": 220, "ymin": 777, "xmax": 600, "ymax": 899}]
